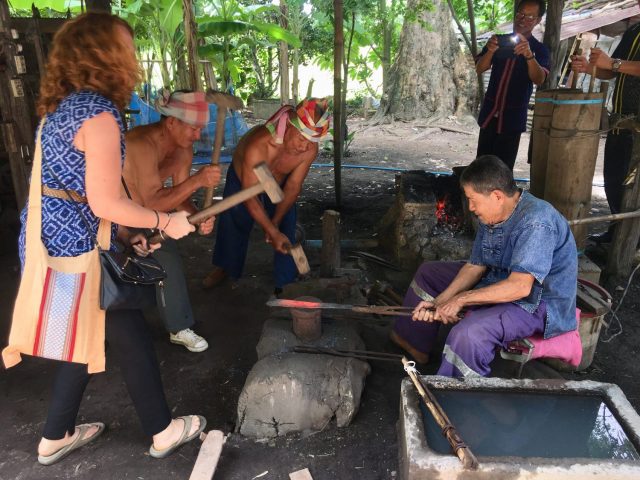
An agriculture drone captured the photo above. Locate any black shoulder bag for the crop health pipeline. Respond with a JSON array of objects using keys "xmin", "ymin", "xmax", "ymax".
[{"xmin": 44, "ymin": 162, "xmax": 166, "ymax": 311}]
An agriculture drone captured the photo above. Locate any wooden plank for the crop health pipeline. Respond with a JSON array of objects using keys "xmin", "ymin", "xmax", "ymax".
[
  {"xmin": 289, "ymin": 468, "xmax": 314, "ymax": 480},
  {"xmin": 189, "ymin": 430, "xmax": 226, "ymax": 480}
]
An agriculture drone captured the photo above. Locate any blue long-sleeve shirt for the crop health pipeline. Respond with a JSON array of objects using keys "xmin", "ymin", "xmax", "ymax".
[{"xmin": 469, "ymin": 191, "xmax": 578, "ymax": 338}]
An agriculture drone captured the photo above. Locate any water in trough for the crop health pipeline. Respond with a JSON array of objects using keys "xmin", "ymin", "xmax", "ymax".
[{"xmin": 422, "ymin": 389, "xmax": 640, "ymax": 460}]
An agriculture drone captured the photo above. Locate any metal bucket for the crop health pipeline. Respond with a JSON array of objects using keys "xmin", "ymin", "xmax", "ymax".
[{"xmin": 290, "ymin": 296, "xmax": 322, "ymax": 342}]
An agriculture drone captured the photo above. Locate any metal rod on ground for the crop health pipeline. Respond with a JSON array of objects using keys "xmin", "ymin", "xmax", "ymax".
[
  {"xmin": 567, "ymin": 209, "xmax": 640, "ymax": 226},
  {"xmin": 293, "ymin": 346, "xmax": 403, "ymax": 362},
  {"xmin": 401, "ymin": 357, "xmax": 479, "ymax": 470}
]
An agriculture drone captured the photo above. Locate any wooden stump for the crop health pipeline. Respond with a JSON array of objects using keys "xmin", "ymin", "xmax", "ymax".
[
  {"xmin": 320, "ymin": 209, "xmax": 340, "ymax": 277},
  {"xmin": 542, "ymin": 91, "xmax": 604, "ymax": 249}
]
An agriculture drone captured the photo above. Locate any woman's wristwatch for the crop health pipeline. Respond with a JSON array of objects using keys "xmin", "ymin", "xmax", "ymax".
[{"xmin": 612, "ymin": 58, "xmax": 623, "ymax": 72}]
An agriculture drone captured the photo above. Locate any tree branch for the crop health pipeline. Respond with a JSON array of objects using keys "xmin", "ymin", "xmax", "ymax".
[{"xmin": 446, "ymin": 0, "xmax": 472, "ymax": 53}]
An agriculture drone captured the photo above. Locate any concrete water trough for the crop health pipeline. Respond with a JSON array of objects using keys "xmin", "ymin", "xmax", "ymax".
[{"xmin": 399, "ymin": 376, "xmax": 640, "ymax": 479}]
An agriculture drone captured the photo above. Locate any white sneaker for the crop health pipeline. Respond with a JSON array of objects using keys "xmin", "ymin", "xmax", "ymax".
[{"xmin": 169, "ymin": 329, "xmax": 208, "ymax": 353}]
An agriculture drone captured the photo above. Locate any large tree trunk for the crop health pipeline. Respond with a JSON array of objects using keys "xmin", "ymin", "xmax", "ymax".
[
  {"xmin": 376, "ymin": 0, "xmax": 476, "ymax": 123},
  {"xmin": 542, "ymin": 0, "xmax": 565, "ymax": 89},
  {"xmin": 379, "ymin": 0, "xmax": 391, "ymax": 96}
]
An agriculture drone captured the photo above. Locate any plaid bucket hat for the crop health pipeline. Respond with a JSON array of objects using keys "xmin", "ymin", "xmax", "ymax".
[{"xmin": 154, "ymin": 89, "xmax": 209, "ymax": 127}]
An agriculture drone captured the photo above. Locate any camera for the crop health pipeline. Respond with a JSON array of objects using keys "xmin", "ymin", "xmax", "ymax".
[{"xmin": 496, "ymin": 33, "xmax": 518, "ymax": 49}]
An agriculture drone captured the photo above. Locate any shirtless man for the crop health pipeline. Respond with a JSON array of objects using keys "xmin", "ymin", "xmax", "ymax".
[
  {"xmin": 202, "ymin": 98, "xmax": 331, "ymax": 294},
  {"xmin": 124, "ymin": 90, "xmax": 221, "ymax": 352}
]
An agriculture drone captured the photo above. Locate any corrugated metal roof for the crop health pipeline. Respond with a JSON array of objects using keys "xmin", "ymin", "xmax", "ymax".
[
  {"xmin": 479, "ymin": 0, "xmax": 640, "ymax": 41},
  {"xmin": 539, "ymin": 2, "xmax": 640, "ymax": 40}
]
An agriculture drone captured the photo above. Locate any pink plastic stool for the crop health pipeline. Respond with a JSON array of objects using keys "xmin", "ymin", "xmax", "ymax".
[{"xmin": 500, "ymin": 308, "xmax": 583, "ymax": 377}]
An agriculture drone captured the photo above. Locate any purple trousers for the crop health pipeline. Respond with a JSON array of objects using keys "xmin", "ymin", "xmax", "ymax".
[{"xmin": 393, "ymin": 261, "xmax": 545, "ymax": 377}]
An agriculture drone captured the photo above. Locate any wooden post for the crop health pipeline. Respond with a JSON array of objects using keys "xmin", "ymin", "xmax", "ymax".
[
  {"xmin": 604, "ymin": 106, "xmax": 640, "ymax": 285},
  {"xmin": 543, "ymin": 90, "xmax": 603, "ymax": 248},
  {"xmin": 279, "ymin": 0, "xmax": 290, "ymax": 105},
  {"xmin": 182, "ymin": 0, "xmax": 201, "ymax": 92},
  {"xmin": 0, "ymin": 0, "xmax": 36, "ymax": 209},
  {"xmin": 320, "ymin": 209, "xmax": 340, "ymax": 277},
  {"xmin": 333, "ymin": 0, "xmax": 344, "ymax": 207},
  {"xmin": 529, "ymin": 89, "xmax": 556, "ymax": 198},
  {"xmin": 541, "ymin": 0, "xmax": 564, "ymax": 90}
]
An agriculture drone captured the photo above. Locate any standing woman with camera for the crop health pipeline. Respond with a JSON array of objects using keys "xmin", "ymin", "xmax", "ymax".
[
  {"xmin": 474, "ymin": 0, "xmax": 550, "ymax": 170},
  {"xmin": 3, "ymin": 13, "xmax": 205, "ymax": 465}
]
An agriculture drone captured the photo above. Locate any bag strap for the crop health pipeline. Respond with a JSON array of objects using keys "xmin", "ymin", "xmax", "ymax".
[{"xmin": 23, "ymin": 119, "xmax": 47, "ymax": 256}]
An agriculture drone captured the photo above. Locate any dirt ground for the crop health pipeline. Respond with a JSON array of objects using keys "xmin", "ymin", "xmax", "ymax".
[{"xmin": 0, "ymin": 118, "xmax": 638, "ymax": 480}]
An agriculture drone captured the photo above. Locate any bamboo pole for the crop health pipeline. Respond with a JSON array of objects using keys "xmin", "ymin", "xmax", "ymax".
[
  {"xmin": 402, "ymin": 358, "xmax": 479, "ymax": 470},
  {"xmin": 568, "ymin": 209, "xmax": 640, "ymax": 226}
]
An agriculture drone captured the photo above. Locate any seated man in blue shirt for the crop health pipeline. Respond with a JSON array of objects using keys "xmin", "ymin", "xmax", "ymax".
[
  {"xmin": 391, "ymin": 155, "xmax": 578, "ymax": 377},
  {"xmin": 475, "ymin": 0, "xmax": 550, "ymax": 170}
]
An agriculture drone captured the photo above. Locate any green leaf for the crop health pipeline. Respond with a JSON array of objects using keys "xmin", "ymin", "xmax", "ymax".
[
  {"xmin": 159, "ymin": 0, "xmax": 183, "ymax": 37},
  {"xmin": 253, "ymin": 23, "xmax": 301, "ymax": 48},
  {"xmin": 198, "ymin": 43, "xmax": 225, "ymax": 57}
]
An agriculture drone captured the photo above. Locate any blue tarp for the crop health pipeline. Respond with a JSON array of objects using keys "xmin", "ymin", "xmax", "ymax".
[{"xmin": 128, "ymin": 92, "xmax": 249, "ymax": 164}]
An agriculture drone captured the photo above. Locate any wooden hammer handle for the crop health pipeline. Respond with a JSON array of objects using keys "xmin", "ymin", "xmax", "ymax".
[
  {"xmin": 148, "ymin": 183, "xmax": 264, "ymax": 243},
  {"xmin": 202, "ymin": 106, "xmax": 228, "ymax": 209}
]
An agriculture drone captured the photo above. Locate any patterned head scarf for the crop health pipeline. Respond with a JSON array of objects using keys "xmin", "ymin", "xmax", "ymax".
[
  {"xmin": 288, "ymin": 98, "xmax": 331, "ymax": 142},
  {"xmin": 154, "ymin": 89, "xmax": 209, "ymax": 127}
]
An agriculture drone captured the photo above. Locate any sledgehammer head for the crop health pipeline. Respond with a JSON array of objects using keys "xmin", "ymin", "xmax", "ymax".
[
  {"xmin": 253, "ymin": 163, "xmax": 284, "ymax": 203},
  {"xmin": 289, "ymin": 243, "xmax": 310, "ymax": 275}
]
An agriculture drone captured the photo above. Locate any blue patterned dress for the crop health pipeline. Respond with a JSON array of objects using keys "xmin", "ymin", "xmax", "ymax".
[{"xmin": 19, "ymin": 91, "xmax": 123, "ymax": 267}]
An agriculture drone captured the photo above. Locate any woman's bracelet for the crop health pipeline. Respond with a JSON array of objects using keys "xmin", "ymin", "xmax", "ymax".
[
  {"xmin": 161, "ymin": 212, "xmax": 172, "ymax": 231},
  {"xmin": 152, "ymin": 210, "xmax": 160, "ymax": 230}
]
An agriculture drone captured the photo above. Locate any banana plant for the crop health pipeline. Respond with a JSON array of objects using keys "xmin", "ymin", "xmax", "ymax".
[
  {"xmin": 119, "ymin": 0, "xmax": 186, "ymax": 88},
  {"xmin": 197, "ymin": 0, "xmax": 300, "ymax": 93}
]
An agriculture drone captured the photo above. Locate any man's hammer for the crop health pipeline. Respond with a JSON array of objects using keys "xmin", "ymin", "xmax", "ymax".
[
  {"xmin": 148, "ymin": 162, "xmax": 282, "ymax": 243},
  {"xmin": 288, "ymin": 243, "xmax": 310, "ymax": 275},
  {"xmin": 202, "ymin": 89, "xmax": 244, "ymax": 210}
]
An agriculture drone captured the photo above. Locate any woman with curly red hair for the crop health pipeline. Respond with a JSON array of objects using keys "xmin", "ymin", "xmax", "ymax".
[{"xmin": 12, "ymin": 13, "xmax": 205, "ymax": 465}]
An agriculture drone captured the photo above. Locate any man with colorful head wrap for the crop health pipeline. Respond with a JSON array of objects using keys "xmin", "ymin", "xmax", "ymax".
[
  {"xmin": 123, "ymin": 89, "xmax": 223, "ymax": 352},
  {"xmin": 203, "ymin": 98, "xmax": 331, "ymax": 293}
]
